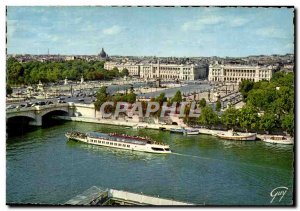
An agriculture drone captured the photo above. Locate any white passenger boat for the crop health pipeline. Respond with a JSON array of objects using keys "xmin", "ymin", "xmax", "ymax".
[
  {"xmin": 66, "ymin": 131, "xmax": 171, "ymax": 154},
  {"xmin": 183, "ymin": 129, "xmax": 199, "ymax": 135},
  {"xmin": 262, "ymin": 135, "xmax": 294, "ymax": 145},
  {"xmin": 170, "ymin": 128, "xmax": 185, "ymax": 134},
  {"xmin": 132, "ymin": 124, "xmax": 146, "ymax": 130},
  {"xmin": 216, "ymin": 130, "xmax": 256, "ymax": 141}
]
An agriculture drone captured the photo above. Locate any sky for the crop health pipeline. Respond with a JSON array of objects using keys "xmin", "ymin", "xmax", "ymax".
[{"xmin": 6, "ymin": 6, "xmax": 294, "ymax": 57}]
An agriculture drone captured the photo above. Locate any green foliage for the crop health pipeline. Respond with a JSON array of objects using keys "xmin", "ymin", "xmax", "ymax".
[
  {"xmin": 246, "ymin": 72, "xmax": 294, "ymax": 116},
  {"xmin": 155, "ymin": 92, "xmax": 167, "ymax": 105},
  {"xmin": 7, "ymin": 59, "xmax": 120, "ymax": 85},
  {"xmin": 281, "ymin": 112, "xmax": 294, "ymax": 136},
  {"xmin": 259, "ymin": 112, "xmax": 277, "ymax": 132},
  {"xmin": 271, "ymin": 72, "xmax": 294, "ymax": 87},
  {"xmin": 6, "ymin": 84, "xmax": 13, "ymax": 96},
  {"xmin": 171, "ymin": 90, "xmax": 182, "ymax": 103},
  {"xmin": 215, "ymin": 100, "xmax": 221, "ymax": 112},
  {"xmin": 121, "ymin": 68, "xmax": 129, "ymax": 77},
  {"xmin": 198, "ymin": 106, "xmax": 219, "ymax": 128},
  {"xmin": 94, "ymin": 86, "xmax": 137, "ymax": 110},
  {"xmin": 94, "ymin": 86, "xmax": 108, "ymax": 110},
  {"xmin": 221, "ymin": 106, "xmax": 239, "ymax": 129},
  {"xmin": 124, "ymin": 91, "xmax": 137, "ymax": 104},
  {"xmin": 239, "ymin": 79, "xmax": 254, "ymax": 100},
  {"xmin": 199, "ymin": 98, "xmax": 206, "ymax": 108},
  {"xmin": 238, "ymin": 104, "xmax": 259, "ymax": 131}
]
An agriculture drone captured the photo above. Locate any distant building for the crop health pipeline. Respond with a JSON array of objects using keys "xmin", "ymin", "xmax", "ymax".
[
  {"xmin": 104, "ymin": 62, "xmax": 140, "ymax": 76},
  {"xmin": 208, "ymin": 62, "xmax": 275, "ymax": 83},
  {"xmin": 282, "ymin": 64, "xmax": 294, "ymax": 73},
  {"xmin": 104, "ymin": 61, "xmax": 207, "ymax": 80},
  {"xmin": 65, "ymin": 56, "xmax": 76, "ymax": 61},
  {"xmin": 98, "ymin": 48, "xmax": 108, "ymax": 60}
]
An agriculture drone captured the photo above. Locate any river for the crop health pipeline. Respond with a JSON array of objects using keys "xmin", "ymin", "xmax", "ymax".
[{"xmin": 6, "ymin": 121, "xmax": 294, "ymax": 205}]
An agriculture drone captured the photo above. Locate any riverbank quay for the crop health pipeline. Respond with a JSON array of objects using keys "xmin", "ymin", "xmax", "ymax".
[
  {"xmin": 65, "ymin": 186, "xmax": 194, "ymax": 206},
  {"xmin": 56, "ymin": 116, "xmax": 178, "ymax": 131},
  {"xmin": 56, "ymin": 116, "xmax": 268, "ymax": 140}
]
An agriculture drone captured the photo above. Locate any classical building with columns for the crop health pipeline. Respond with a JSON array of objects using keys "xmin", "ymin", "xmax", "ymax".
[
  {"xmin": 104, "ymin": 61, "xmax": 207, "ymax": 80},
  {"xmin": 208, "ymin": 63, "xmax": 275, "ymax": 83},
  {"xmin": 104, "ymin": 62, "xmax": 140, "ymax": 76}
]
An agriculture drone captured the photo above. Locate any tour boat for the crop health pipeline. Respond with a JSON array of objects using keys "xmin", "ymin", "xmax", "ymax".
[
  {"xmin": 132, "ymin": 124, "xmax": 146, "ymax": 130},
  {"xmin": 216, "ymin": 130, "xmax": 256, "ymax": 141},
  {"xmin": 65, "ymin": 131, "xmax": 171, "ymax": 154},
  {"xmin": 183, "ymin": 129, "xmax": 199, "ymax": 135},
  {"xmin": 170, "ymin": 128, "xmax": 186, "ymax": 134},
  {"xmin": 262, "ymin": 135, "xmax": 294, "ymax": 145}
]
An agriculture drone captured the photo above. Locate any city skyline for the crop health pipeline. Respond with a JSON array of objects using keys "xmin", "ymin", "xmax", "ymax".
[{"xmin": 7, "ymin": 6, "xmax": 294, "ymax": 57}]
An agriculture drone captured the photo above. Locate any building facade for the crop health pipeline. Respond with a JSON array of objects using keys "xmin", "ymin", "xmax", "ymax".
[
  {"xmin": 208, "ymin": 63, "xmax": 274, "ymax": 83},
  {"xmin": 104, "ymin": 61, "xmax": 207, "ymax": 80},
  {"xmin": 104, "ymin": 62, "xmax": 140, "ymax": 76}
]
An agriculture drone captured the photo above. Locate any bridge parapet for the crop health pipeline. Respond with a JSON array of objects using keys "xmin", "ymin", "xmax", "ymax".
[{"xmin": 6, "ymin": 102, "xmax": 76, "ymax": 126}]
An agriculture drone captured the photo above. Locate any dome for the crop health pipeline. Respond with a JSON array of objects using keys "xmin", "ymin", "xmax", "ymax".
[{"xmin": 99, "ymin": 48, "xmax": 107, "ymax": 58}]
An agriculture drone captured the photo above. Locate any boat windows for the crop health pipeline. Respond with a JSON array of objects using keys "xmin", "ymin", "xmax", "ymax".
[
  {"xmin": 127, "ymin": 145, "xmax": 130, "ymax": 147},
  {"xmin": 165, "ymin": 148, "xmax": 170, "ymax": 151},
  {"xmin": 114, "ymin": 143, "xmax": 117, "ymax": 146},
  {"xmin": 110, "ymin": 142, "xmax": 113, "ymax": 145},
  {"xmin": 106, "ymin": 142, "xmax": 109, "ymax": 144},
  {"xmin": 151, "ymin": 147, "xmax": 164, "ymax": 151}
]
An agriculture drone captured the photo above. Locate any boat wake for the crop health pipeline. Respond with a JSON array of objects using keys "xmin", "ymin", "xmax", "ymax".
[
  {"xmin": 171, "ymin": 152, "xmax": 212, "ymax": 160},
  {"xmin": 171, "ymin": 152, "xmax": 289, "ymax": 173}
]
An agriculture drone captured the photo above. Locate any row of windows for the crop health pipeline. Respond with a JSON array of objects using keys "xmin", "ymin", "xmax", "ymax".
[
  {"xmin": 90, "ymin": 139, "xmax": 130, "ymax": 148},
  {"xmin": 225, "ymin": 73, "xmax": 256, "ymax": 77},
  {"xmin": 224, "ymin": 69, "xmax": 256, "ymax": 73}
]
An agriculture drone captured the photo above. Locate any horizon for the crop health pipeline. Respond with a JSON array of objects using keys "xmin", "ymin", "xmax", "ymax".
[
  {"xmin": 7, "ymin": 51, "xmax": 294, "ymax": 58},
  {"xmin": 7, "ymin": 6, "xmax": 294, "ymax": 57}
]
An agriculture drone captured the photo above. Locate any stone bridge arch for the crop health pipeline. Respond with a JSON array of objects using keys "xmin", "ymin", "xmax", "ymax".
[
  {"xmin": 39, "ymin": 107, "xmax": 71, "ymax": 118},
  {"xmin": 6, "ymin": 112, "xmax": 36, "ymax": 121},
  {"xmin": 6, "ymin": 104, "xmax": 75, "ymax": 126}
]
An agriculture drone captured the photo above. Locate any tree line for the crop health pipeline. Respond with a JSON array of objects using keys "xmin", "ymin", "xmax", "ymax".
[
  {"xmin": 193, "ymin": 72, "xmax": 294, "ymax": 135},
  {"xmin": 6, "ymin": 58, "xmax": 128, "ymax": 85}
]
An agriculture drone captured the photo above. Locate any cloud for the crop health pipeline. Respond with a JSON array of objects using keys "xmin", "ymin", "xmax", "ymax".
[
  {"xmin": 181, "ymin": 14, "xmax": 250, "ymax": 32},
  {"xmin": 229, "ymin": 17, "xmax": 249, "ymax": 27},
  {"xmin": 102, "ymin": 25, "xmax": 122, "ymax": 35},
  {"xmin": 256, "ymin": 26, "xmax": 290, "ymax": 39},
  {"xmin": 182, "ymin": 16, "xmax": 222, "ymax": 31},
  {"xmin": 285, "ymin": 43, "xmax": 294, "ymax": 51}
]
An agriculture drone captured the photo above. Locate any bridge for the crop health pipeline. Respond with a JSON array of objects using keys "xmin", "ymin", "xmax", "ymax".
[{"xmin": 6, "ymin": 103, "xmax": 76, "ymax": 126}]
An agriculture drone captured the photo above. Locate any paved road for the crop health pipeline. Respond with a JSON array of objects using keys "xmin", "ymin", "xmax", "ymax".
[{"xmin": 7, "ymin": 80, "xmax": 212, "ymax": 108}]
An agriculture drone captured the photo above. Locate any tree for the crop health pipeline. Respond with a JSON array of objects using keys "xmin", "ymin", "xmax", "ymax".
[
  {"xmin": 121, "ymin": 68, "xmax": 129, "ymax": 77},
  {"xmin": 198, "ymin": 106, "xmax": 219, "ymax": 128},
  {"xmin": 221, "ymin": 106, "xmax": 239, "ymax": 129},
  {"xmin": 98, "ymin": 86, "xmax": 108, "ymax": 96},
  {"xmin": 6, "ymin": 85, "xmax": 13, "ymax": 96},
  {"xmin": 6, "ymin": 58, "xmax": 123, "ymax": 85},
  {"xmin": 259, "ymin": 112, "xmax": 277, "ymax": 133},
  {"xmin": 239, "ymin": 79, "xmax": 254, "ymax": 101},
  {"xmin": 215, "ymin": 100, "xmax": 221, "ymax": 112},
  {"xmin": 281, "ymin": 112, "xmax": 294, "ymax": 136},
  {"xmin": 238, "ymin": 104, "xmax": 259, "ymax": 132},
  {"xmin": 155, "ymin": 92, "xmax": 167, "ymax": 105},
  {"xmin": 199, "ymin": 98, "xmax": 206, "ymax": 108},
  {"xmin": 125, "ymin": 91, "xmax": 137, "ymax": 104},
  {"xmin": 94, "ymin": 86, "xmax": 108, "ymax": 110},
  {"xmin": 172, "ymin": 90, "xmax": 182, "ymax": 103}
]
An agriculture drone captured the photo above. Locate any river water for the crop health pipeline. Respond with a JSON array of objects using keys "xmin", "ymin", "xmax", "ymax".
[{"xmin": 6, "ymin": 121, "xmax": 294, "ymax": 205}]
